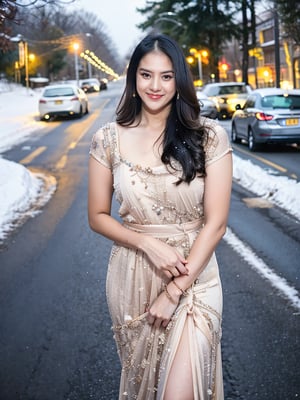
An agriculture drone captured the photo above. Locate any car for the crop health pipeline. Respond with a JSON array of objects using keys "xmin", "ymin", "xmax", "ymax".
[
  {"xmin": 196, "ymin": 91, "xmax": 218, "ymax": 119},
  {"xmin": 202, "ymin": 82, "xmax": 252, "ymax": 119},
  {"xmin": 231, "ymin": 88, "xmax": 300, "ymax": 151},
  {"xmin": 38, "ymin": 84, "xmax": 89, "ymax": 121},
  {"xmin": 80, "ymin": 78, "xmax": 100, "ymax": 93}
]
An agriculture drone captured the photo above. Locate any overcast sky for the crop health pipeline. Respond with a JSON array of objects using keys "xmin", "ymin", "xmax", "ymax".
[{"xmin": 69, "ymin": 0, "xmax": 147, "ymax": 58}]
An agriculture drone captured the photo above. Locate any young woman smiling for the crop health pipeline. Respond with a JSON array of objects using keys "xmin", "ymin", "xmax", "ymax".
[{"xmin": 88, "ymin": 33, "xmax": 232, "ymax": 400}]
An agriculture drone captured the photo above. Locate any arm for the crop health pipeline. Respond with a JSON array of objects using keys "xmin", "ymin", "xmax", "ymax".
[
  {"xmin": 147, "ymin": 150, "xmax": 232, "ymax": 327},
  {"xmin": 88, "ymin": 156, "xmax": 188, "ymax": 277}
]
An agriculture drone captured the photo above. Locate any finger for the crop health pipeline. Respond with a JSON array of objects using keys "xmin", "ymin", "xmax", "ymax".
[
  {"xmin": 172, "ymin": 267, "xmax": 180, "ymax": 277},
  {"xmin": 176, "ymin": 263, "xmax": 189, "ymax": 275},
  {"xmin": 154, "ymin": 318, "xmax": 162, "ymax": 329},
  {"xmin": 165, "ymin": 270, "xmax": 173, "ymax": 279},
  {"xmin": 162, "ymin": 319, "xmax": 170, "ymax": 328},
  {"xmin": 147, "ymin": 314, "xmax": 155, "ymax": 325},
  {"xmin": 176, "ymin": 252, "xmax": 188, "ymax": 264}
]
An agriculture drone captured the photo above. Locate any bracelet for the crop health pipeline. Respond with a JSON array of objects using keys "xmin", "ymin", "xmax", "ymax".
[
  {"xmin": 172, "ymin": 279, "xmax": 188, "ymax": 297},
  {"xmin": 164, "ymin": 285, "xmax": 178, "ymax": 305}
]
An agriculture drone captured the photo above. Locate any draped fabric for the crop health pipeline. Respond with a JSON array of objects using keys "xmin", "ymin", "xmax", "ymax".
[{"xmin": 90, "ymin": 120, "xmax": 232, "ymax": 399}]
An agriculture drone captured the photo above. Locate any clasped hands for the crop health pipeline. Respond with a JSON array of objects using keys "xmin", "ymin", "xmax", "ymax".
[{"xmin": 143, "ymin": 236, "xmax": 189, "ymax": 328}]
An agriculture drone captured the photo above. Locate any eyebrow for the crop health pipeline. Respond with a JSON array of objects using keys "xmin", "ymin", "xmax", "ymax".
[{"xmin": 138, "ymin": 67, "xmax": 175, "ymax": 74}]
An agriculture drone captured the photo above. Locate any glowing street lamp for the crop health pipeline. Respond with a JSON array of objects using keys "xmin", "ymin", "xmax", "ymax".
[
  {"xmin": 189, "ymin": 48, "xmax": 209, "ymax": 84},
  {"xmin": 11, "ymin": 34, "xmax": 29, "ymax": 91},
  {"xmin": 85, "ymin": 33, "xmax": 93, "ymax": 78}
]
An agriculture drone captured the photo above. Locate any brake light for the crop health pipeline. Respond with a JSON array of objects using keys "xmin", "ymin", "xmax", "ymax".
[
  {"xmin": 255, "ymin": 112, "xmax": 273, "ymax": 121},
  {"xmin": 39, "ymin": 99, "xmax": 47, "ymax": 104},
  {"xmin": 71, "ymin": 96, "xmax": 79, "ymax": 101}
]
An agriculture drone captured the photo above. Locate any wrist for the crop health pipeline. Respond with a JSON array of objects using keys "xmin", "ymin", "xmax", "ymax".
[
  {"xmin": 171, "ymin": 279, "xmax": 188, "ymax": 297},
  {"xmin": 164, "ymin": 284, "xmax": 179, "ymax": 304},
  {"xmin": 167, "ymin": 281, "xmax": 182, "ymax": 300}
]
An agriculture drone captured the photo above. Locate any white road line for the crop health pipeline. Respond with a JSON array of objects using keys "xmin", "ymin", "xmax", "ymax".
[{"xmin": 224, "ymin": 227, "xmax": 300, "ymax": 312}]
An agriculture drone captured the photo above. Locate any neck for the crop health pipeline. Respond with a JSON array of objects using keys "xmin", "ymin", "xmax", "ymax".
[{"xmin": 138, "ymin": 107, "xmax": 170, "ymax": 132}]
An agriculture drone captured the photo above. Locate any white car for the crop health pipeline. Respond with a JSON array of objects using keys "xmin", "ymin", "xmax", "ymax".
[{"xmin": 38, "ymin": 84, "xmax": 89, "ymax": 121}]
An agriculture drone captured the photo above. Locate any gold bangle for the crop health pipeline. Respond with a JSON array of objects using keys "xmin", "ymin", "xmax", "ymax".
[
  {"xmin": 172, "ymin": 279, "xmax": 188, "ymax": 296},
  {"xmin": 164, "ymin": 285, "xmax": 177, "ymax": 305}
]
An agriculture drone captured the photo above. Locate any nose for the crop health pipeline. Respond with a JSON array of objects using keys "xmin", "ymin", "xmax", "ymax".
[{"xmin": 150, "ymin": 75, "xmax": 161, "ymax": 92}]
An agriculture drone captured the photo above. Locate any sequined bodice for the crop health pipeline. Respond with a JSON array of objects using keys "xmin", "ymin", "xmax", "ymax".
[{"xmin": 90, "ymin": 121, "xmax": 231, "ymax": 226}]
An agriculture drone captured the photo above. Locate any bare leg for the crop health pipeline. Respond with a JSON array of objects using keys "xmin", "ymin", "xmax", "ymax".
[{"xmin": 163, "ymin": 321, "xmax": 194, "ymax": 400}]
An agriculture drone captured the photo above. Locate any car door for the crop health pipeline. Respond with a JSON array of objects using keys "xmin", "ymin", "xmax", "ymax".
[{"xmin": 235, "ymin": 95, "xmax": 256, "ymax": 139}]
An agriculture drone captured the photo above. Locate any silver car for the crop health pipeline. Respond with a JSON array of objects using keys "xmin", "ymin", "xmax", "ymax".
[
  {"xmin": 231, "ymin": 88, "xmax": 300, "ymax": 151},
  {"xmin": 39, "ymin": 84, "xmax": 89, "ymax": 121},
  {"xmin": 196, "ymin": 91, "xmax": 218, "ymax": 119}
]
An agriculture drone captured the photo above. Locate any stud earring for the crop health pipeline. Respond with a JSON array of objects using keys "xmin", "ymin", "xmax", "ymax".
[
  {"xmin": 133, "ymin": 93, "xmax": 136, "ymax": 98},
  {"xmin": 177, "ymin": 92, "xmax": 180, "ymax": 100}
]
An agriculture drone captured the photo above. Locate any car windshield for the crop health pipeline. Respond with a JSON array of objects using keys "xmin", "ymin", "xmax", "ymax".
[
  {"xmin": 43, "ymin": 87, "xmax": 75, "ymax": 97},
  {"xmin": 219, "ymin": 85, "xmax": 247, "ymax": 95},
  {"xmin": 203, "ymin": 85, "xmax": 246, "ymax": 96},
  {"xmin": 261, "ymin": 94, "xmax": 300, "ymax": 109}
]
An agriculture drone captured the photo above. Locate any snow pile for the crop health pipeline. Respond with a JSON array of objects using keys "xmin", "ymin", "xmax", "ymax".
[
  {"xmin": 233, "ymin": 154, "xmax": 300, "ymax": 220},
  {"xmin": 0, "ymin": 158, "xmax": 42, "ymax": 237},
  {"xmin": 0, "ymin": 83, "xmax": 42, "ymax": 153}
]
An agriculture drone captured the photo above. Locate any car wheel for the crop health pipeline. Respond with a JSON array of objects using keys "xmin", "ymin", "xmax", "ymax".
[
  {"xmin": 231, "ymin": 124, "xmax": 241, "ymax": 143},
  {"xmin": 248, "ymin": 128, "xmax": 259, "ymax": 151}
]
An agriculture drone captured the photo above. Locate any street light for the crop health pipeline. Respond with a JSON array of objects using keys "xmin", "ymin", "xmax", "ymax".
[
  {"xmin": 155, "ymin": 12, "xmax": 183, "ymax": 33},
  {"xmin": 73, "ymin": 42, "xmax": 80, "ymax": 86},
  {"xmin": 10, "ymin": 34, "xmax": 29, "ymax": 91},
  {"xmin": 189, "ymin": 48, "xmax": 208, "ymax": 84},
  {"xmin": 85, "ymin": 33, "xmax": 92, "ymax": 78}
]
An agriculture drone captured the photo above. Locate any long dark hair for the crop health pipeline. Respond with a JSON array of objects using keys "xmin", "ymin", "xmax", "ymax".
[{"xmin": 116, "ymin": 33, "xmax": 209, "ymax": 184}]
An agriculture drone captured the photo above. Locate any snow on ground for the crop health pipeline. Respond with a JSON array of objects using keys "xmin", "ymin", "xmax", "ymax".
[
  {"xmin": 0, "ymin": 83, "xmax": 43, "ymax": 153},
  {"xmin": 0, "ymin": 82, "xmax": 299, "ymax": 242}
]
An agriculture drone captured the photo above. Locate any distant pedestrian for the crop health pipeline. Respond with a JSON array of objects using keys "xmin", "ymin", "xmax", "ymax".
[{"xmin": 88, "ymin": 33, "xmax": 232, "ymax": 399}]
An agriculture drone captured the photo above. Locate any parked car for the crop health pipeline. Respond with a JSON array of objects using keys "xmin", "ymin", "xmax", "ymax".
[
  {"xmin": 38, "ymin": 84, "xmax": 89, "ymax": 121},
  {"xmin": 202, "ymin": 82, "xmax": 252, "ymax": 119},
  {"xmin": 231, "ymin": 88, "xmax": 300, "ymax": 151},
  {"xmin": 196, "ymin": 91, "xmax": 218, "ymax": 119},
  {"xmin": 81, "ymin": 78, "xmax": 100, "ymax": 93}
]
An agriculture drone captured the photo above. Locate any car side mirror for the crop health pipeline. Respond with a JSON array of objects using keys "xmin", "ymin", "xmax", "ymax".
[{"xmin": 235, "ymin": 104, "xmax": 242, "ymax": 110}]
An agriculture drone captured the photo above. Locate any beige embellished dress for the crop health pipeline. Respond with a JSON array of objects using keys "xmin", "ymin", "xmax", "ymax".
[{"xmin": 90, "ymin": 120, "xmax": 232, "ymax": 400}]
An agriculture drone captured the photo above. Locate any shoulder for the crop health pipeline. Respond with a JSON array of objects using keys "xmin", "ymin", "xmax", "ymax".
[
  {"xmin": 200, "ymin": 117, "xmax": 232, "ymax": 166},
  {"xmin": 91, "ymin": 122, "xmax": 116, "ymax": 146},
  {"xmin": 89, "ymin": 122, "xmax": 118, "ymax": 169}
]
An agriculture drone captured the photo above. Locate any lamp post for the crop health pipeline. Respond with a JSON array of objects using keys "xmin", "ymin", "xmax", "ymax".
[
  {"xmin": 73, "ymin": 42, "xmax": 80, "ymax": 86},
  {"xmin": 189, "ymin": 48, "xmax": 208, "ymax": 84},
  {"xmin": 85, "ymin": 33, "xmax": 92, "ymax": 78},
  {"xmin": 11, "ymin": 34, "xmax": 29, "ymax": 91}
]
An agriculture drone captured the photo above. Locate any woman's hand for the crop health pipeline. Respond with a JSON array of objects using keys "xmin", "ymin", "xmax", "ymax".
[
  {"xmin": 147, "ymin": 283, "xmax": 181, "ymax": 329},
  {"xmin": 141, "ymin": 235, "xmax": 189, "ymax": 279}
]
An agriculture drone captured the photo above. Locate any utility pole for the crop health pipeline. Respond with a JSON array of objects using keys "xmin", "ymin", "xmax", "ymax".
[{"xmin": 274, "ymin": 7, "xmax": 281, "ymax": 88}]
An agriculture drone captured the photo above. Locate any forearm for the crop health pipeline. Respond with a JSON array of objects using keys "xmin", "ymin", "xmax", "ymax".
[
  {"xmin": 89, "ymin": 212, "xmax": 145, "ymax": 250},
  {"xmin": 167, "ymin": 222, "xmax": 227, "ymax": 295}
]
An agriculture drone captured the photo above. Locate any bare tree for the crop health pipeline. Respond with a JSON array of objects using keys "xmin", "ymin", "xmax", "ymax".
[{"xmin": 0, "ymin": 0, "xmax": 74, "ymax": 50}]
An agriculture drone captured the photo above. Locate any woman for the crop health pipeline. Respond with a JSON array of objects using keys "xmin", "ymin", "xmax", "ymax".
[{"xmin": 88, "ymin": 33, "xmax": 232, "ymax": 400}]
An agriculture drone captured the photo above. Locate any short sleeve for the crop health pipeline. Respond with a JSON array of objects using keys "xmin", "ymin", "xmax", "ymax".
[
  {"xmin": 89, "ymin": 125, "xmax": 112, "ymax": 169},
  {"xmin": 204, "ymin": 120, "xmax": 232, "ymax": 167}
]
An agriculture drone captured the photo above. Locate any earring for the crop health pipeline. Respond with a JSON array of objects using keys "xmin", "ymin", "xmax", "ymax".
[
  {"xmin": 177, "ymin": 92, "xmax": 180, "ymax": 100},
  {"xmin": 133, "ymin": 93, "xmax": 136, "ymax": 98}
]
